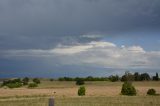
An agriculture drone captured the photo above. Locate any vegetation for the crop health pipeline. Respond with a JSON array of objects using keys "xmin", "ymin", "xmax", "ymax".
[
  {"xmin": 76, "ymin": 78, "xmax": 85, "ymax": 85},
  {"xmin": 50, "ymin": 78, "xmax": 54, "ymax": 81},
  {"xmin": 28, "ymin": 83, "xmax": 38, "ymax": 88},
  {"xmin": 140, "ymin": 73, "xmax": 151, "ymax": 81},
  {"xmin": 1, "ymin": 77, "xmax": 41, "ymax": 88},
  {"xmin": 22, "ymin": 77, "xmax": 29, "ymax": 85},
  {"xmin": 147, "ymin": 89, "xmax": 156, "ymax": 95},
  {"xmin": 78, "ymin": 86, "xmax": 86, "ymax": 96},
  {"xmin": 58, "ymin": 72, "xmax": 159, "ymax": 82},
  {"xmin": 109, "ymin": 75, "xmax": 119, "ymax": 82},
  {"xmin": 121, "ymin": 72, "xmax": 137, "ymax": 96},
  {"xmin": 33, "ymin": 78, "xmax": 41, "ymax": 84},
  {"xmin": 0, "ymin": 80, "xmax": 160, "ymax": 105},
  {"xmin": 58, "ymin": 76, "xmax": 108, "ymax": 81},
  {"xmin": 1, "ymin": 78, "xmax": 23, "ymax": 88},
  {"xmin": 121, "ymin": 82, "xmax": 136, "ymax": 96},
  {"xmin": 0, "ymin": 96, "xmax": 160, "ymax": 106},
  {"xmin": 153, "ymin": 73, "xmax": 159, "ymax": 81}
]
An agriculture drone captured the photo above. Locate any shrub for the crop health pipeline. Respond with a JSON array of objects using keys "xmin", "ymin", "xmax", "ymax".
[
  {"xmin": 76, "ymin": 79, "xmax": 85, "ymax": 85},
  {"xmin": 78, "ymin": 86, "xmax": 86, "ymax": 96},
  {"xmin": 6, "ymin": 82, "xmax": 23, "ymax": 88},
  {"xmin": 28, "ymin": 83, "xmax": 38, "ymax": 88},
  {"xmin": 2, "ymin": 79, "xmax": 23, "ymax": 88},
  {"xmin": 121, "ymin": 82, "xmax": 136, "ymax": 96},
  {"xmin": 33, "ymin": 78, "xmax": 40, "ymax": 84},
  {"xmin": 147, "ymin": 89, "xmax": 156, "ymax": 95}
]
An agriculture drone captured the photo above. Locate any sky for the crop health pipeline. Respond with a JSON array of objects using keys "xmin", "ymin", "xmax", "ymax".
[{"xmin": 0, "ymin": 0, "xmax": 160, "ymax": 78}]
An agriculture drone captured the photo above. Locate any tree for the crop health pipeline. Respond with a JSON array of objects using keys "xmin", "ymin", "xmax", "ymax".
[
  {"xmin": 140, "ymin": 73, "xmax": 151, "ymax": 81},
  {"xmin": 134, "ymin": 72, "xmax": 141, "ymax": 81},
  {"xmin": 121, "ymin": 71, "xmax": 134, "ymax": 82},
  {"xmin": 109, "ymin": 75, "xmax": 119, "ymax": 82},
  {"xmin": 33, "ymin": 78, "xmax": 40, "ymax": 84},
  {"xmin": 22, "ymin": 77, "xmax": 29, "ymax": 85},
  {"xmin": 153, "ymin": 73, "xmax": 159, "ymax": 81},
  {"xmin": 76, "ymin": 78, "xmax": 85, "ymax": 85}
]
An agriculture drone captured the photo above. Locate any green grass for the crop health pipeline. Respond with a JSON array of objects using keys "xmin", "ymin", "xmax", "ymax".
[{"xmin": 0, "ymin": 96, "xmax": 160, "ymax": 106}]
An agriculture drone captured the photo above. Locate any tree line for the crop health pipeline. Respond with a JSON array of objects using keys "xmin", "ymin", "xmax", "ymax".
[{"xmin": 58, "ymin": 72, "xmax": 159, "ymax": 82}]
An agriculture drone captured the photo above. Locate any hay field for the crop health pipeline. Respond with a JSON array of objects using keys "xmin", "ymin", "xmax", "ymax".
[
  {"xmin": 0, "ymin": 81, "xmax": 160, "ymax": 106},
  {"xmin": 0, "ymin": 81, "xmax": 160, "ymax": 97}
]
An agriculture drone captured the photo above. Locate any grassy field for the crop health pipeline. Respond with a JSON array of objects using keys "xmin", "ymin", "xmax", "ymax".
[
  {"xmin": 0, "ymin": 81, "xmax": 160, "ymax": 105},
  {"xmin": 0, "ymin": 96, "xmax": 160, "ymax": 106}
]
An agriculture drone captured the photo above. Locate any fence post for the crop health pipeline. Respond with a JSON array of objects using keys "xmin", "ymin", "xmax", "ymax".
[{"xmin": 49, "ymin": 97, "xmax": 54, "ymax": 106}]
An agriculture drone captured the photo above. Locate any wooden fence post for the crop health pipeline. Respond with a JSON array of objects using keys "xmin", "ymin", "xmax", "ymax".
[{"xmin": 49, "ymin": 97, "xmax": 54, "ymax": 106}]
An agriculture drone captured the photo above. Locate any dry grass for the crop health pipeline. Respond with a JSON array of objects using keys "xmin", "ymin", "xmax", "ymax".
[
  {"xmin": 0, "ymin": 96, "xmax": 160, "ymax": 106},
  {"xmin": 0, "ymin": 81, "xmax": 160, "ymax": 106},
  {"xmin": 0, "ymin": 81, "xmax": 160, "ymax": 97}
]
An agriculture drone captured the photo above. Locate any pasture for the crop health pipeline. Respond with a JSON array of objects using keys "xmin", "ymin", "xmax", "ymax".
[{"xmin": 0, "ymin": 81, "xmax": 160, "ymax": 105}]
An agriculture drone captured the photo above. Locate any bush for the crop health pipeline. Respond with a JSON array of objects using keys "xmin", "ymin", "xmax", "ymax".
[
  {"xmin": 147, "ymin": 89, "xmax": 156, "ymax": 95},
  {"xmin": 28, "ymin": 83, "xmax": 38, "ymax": 88},
  {"xmin": 33, "ymin": 78, "xmax": 40, "ymax": 84},
  {"xmin": 76, "ymin": 79, "xmax": 85, "ymax": 85},
  {"xmin": 6, "ymin": 82, "xmax": 23, "ymax": 88},
  {"xmin": 121, "ymin": 82, "xmax": 136, "ymax": 96},
  {"xmin": 78, "ymin": 86, "xmax": 86, "ymax": 96},
  {"xmin": 2, "ymin": 79, "xmax": 23, "ymax": 88}
]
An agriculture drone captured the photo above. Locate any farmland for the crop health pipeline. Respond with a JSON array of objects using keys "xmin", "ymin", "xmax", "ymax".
[{"xmin": 0, "ymin": 81, "xmax": 160, "ymax": 106}]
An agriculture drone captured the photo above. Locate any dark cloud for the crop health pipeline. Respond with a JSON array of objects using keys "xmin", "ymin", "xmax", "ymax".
[
  {"xmin": 0, "ymin": 0, "xmax": 160, "ymax": 77},
  {"xmin": 0, "ymin": 0, "xmax": 160, "ymax": 50}
]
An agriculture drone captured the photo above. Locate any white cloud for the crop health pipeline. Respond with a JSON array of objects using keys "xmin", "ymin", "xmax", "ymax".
[
  {"xmin": 1, "ymin": 41, "xmax": 160, "ymax": 69},
  {"xmin": 126, "ymin": 46, "xmax": 146, "ymax": 53},
  {"xmin": 51, "ymin": 45, "xmax": 93, "ymax": 55},
  {"xmin": 81, "ymin": 34, "xmax": 104, "ymax": 38}
]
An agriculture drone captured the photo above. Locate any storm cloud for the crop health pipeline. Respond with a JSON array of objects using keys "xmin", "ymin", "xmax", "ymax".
[
  {"xmin": 0, "ymin": 0, "xmax": 160, "ymax": 77},
  {"xmin": 0, "ymin": 0, "xmax": 160, "ymax": 49}
]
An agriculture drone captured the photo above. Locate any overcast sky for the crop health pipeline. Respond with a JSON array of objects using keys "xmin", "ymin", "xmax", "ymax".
[{"xmin": 0, "ymin": 0, "xmax": 160, "ymax": 78}]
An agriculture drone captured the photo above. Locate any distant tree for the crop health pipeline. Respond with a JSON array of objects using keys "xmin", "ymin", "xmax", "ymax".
[
  {"xmin": 109, "ymin": 75, "xmax": 119, "ymax": 82},
  {"xmin": 76, "ymin": 78, "xmax": 85, "ymax": 85},
  {"xmin": 121, "ymin": 71, "xmax": 134, "ymax": 82},
  {"xmin": 153, "ymin": 73, "xmax": 159, "ymax": 81},
  {"xmin": 22, "ymin": 77, "xmax": 29, "ymax": 85},
  {"xmin": 134, "ymin": 72, "xmax": 141, "ymax": 81},
  {"xmin": 50, "ymin": 78, "xmax": 54, "ymax": 81},
  {"xmin": 140, "ymin": 73, "xmax": 151, "ymax": 81},
  {"xmin": 86, "ymin": 76, "xmax": 94, "ymax": 81},
  {"xmin": 33, "ymin": 78, "xmax": 40, "ymax": 84},
  {"xmin": 58, "ymin": 77, "xmax": 74, "ymax": 81}
]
